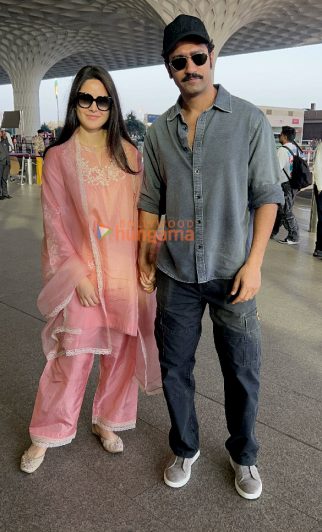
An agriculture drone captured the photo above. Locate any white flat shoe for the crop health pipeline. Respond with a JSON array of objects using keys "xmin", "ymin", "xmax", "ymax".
[
  {"xmin": 92, "ymin": 425, "xmax": 124, "ymax": 453},
  {"xmin": 20, "ymin": 450, "xmax": 46, "ymax": 473}
]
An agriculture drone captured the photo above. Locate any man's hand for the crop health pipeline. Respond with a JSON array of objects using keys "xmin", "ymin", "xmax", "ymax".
[
  {"xmin": 139, "ymin": 262, "xmax": 156, "ymax": 293},
  {"xmin": 230, "ymin": 203, "xmax": 277, "ymax": 304},
  {"xmin": 76, "ymin": 277, "xmax": 99, "ymax": 307},
  {"xmin": 138, "ymin": 210, "xmax": 159, "ymax": 293},
  {"xmin": 230, "ymin": 263, "xmax": 261, "ymax": 305}
]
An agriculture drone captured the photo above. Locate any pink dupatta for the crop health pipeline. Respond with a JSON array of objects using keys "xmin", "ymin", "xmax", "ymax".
[{"xmin": 37, "ymin": 133, "xmax": 161, "ymax": 394}]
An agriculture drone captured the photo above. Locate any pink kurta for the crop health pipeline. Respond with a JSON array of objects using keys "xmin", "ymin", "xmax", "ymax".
[{"xmin": 37, "ymin": 133, "xmax": 161, "ymax": 395}]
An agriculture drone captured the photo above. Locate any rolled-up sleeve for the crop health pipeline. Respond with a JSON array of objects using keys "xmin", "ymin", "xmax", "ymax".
[
  {"xmin": 138, "ymin": 129, "xmax": 165, "ymax": 215},
  {"xmin": 248, "ymin": 113, "xmax": 284, "ymax": 209}
]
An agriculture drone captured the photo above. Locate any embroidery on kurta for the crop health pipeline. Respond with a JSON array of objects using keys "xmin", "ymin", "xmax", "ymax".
[
  {"xmin": 75, "ymin": 137, "xmax": 111, "ymax": 353},
  {"xmin": 80, "ymin": 156, "xmax": 126, "ymax": 186}
]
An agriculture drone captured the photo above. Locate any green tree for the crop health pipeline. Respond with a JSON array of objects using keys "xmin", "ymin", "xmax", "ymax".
[
  {"xmin": 125, "ymin": 112, "xmax": 146, "ymax": 142},
  {"xmin": 40, "ymin": 123, "xmax": 51, "ymax": 133},
  {"xmin": 54, "ymin": 126, "xmax": 63, "ymax": 139}
]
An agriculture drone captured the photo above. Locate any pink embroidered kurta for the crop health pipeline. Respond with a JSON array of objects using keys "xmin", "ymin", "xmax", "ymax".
[{"xmin": 37, "ymin": 133, "xmax": 161, "ymax": 395}]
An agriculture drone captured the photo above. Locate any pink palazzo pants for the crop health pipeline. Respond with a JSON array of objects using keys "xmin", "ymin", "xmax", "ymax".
[{"xmin": 29, "ymin": 330, "xmax": 138, "ymax": 448}]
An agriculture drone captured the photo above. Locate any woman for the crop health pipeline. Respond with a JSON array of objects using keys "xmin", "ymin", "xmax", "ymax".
[
  {"xmin": 313, "ymin": 141, "xmax": 322, "ymax": 258},
  {"xmin": 20, "ymin": 65, "xmax": 161, "ymax": 473}
]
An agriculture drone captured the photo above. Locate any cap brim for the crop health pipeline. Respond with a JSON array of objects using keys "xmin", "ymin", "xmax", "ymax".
[{"xmin": 163, "ymin": 32, "xmax": 209, "ymax": 57}]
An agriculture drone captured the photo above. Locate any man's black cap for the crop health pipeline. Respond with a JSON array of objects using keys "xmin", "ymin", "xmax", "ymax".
[{"xmin": 162, "ymin": 14, "xmax": 211, "ymax": 58}]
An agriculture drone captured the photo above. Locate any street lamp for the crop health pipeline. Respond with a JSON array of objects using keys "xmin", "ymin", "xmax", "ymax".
[{"xmin": 54, "ymin": 79, "xmax": 59, "ymax": 129}]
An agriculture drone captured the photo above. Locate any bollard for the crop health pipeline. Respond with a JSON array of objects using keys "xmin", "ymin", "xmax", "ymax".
[
  {"xmin": 20, "ymin": 156, "xmax": 25, "ymax": 185},
  {"xmin": 26, "ymin": 157, "xmax": 33, "ymax": 185},
  {"xmin": 36, "ymin": 156, "xmax": 43, "ymax": 185}
]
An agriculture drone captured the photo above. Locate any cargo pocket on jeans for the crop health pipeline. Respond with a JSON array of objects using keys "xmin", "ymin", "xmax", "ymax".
[
  {"xmin": 243, "ymin": 309, "xmax": 261, "ymax": 368},
  {"xmin": 221, "ymin": 309, "xmax": 261, "ymax": 368}
]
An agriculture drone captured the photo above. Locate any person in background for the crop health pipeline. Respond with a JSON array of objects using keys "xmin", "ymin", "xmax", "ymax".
[
  {"xmin": 32, "ymin": 129, "xmax": 45, "ymax": 156},
  {"xmin": 271, "ymin": 126, "xmax": 303, "ymax": 244},
  {"xmin": 0, "ymin": 128, "xmax": 12, "ymax": 199},
  {"xmin": 20, "ymin": 65, "xmax": 161, "ymax": 474},
  {"xmin": 312, "ymin": 142, "xmax": 322, "ymax": 258},
  {"xmin": 138, "ymin": 14, "xmax": 283, "ymax": 499},
  {"xmin": 5, "ymin": 130, "xmax": 14, "ymax": 152}
]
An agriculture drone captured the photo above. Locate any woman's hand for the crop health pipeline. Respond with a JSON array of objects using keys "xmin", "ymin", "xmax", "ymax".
[
  {"xmin": 76, "ymin": 277, "xmax": 99, "ymax": 307},
  {"xmin": 139, "ymin": 264, "xmax": 156, "ymax": 293}
]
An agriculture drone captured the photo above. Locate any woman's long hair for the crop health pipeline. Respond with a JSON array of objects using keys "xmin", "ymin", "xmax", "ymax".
[{"xmin": 46, "ymin": 65, "xmax": 137, "ymax": 174}]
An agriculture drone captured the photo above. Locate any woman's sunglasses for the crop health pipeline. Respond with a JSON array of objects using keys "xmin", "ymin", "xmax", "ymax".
[
  {"xmin": 76, "ymin": 92, "xmax": 112, "ymax": 111},
  {"xmin": 169, "ymin": 52, "xmax": 208, "ymax": 72}
]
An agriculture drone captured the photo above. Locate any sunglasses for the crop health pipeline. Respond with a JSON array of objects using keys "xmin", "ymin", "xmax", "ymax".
[
  {"xmin": 169, "ymin": 52, "xmax": 208, "ymax": 72},
  {"xmin": 76, "ymin": 92, "xmax": 112, "ymax": 111}
]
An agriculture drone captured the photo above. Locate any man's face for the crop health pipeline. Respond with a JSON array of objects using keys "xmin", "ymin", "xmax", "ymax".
[{"xmin": 167, "ymin": 40, "xmax": 214, "ymax": 99}]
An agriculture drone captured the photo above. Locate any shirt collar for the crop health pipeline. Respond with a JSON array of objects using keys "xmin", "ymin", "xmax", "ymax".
[{"xmin": 167, "ymin": 84, "xmax": 232, "ymax": 122}]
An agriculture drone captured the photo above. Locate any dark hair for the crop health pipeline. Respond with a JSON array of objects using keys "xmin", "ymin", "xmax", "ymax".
[
  {"xmin": 163, "ymin": 37, "xmax": 214, "ymax": 64},
  {"xmin": 37, "ymin": 129, "xmax": 44, "ymax": 134},
  {"xmin": 46, "ymin": 65, "xmax": 137, "ymax": 174},
  {"xmin": 281, "ymin": 126, "xmax": 296, "ymax": 142}
]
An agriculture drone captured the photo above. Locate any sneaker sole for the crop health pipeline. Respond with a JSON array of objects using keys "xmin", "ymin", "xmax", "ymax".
[
  {"xmin": 164, "ymin": 450, "xmax": 200, "ymax": 488},
  {"xmin": 230, "ymin": 457, "xmax": 262, "ymax": 500},
  {"xmin": 278, "ymin": 240, "xmax": 299, "ymax": 245}
]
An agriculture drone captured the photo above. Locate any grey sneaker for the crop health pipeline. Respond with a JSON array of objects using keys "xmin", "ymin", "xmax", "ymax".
[
  {"xmin": 164, "ymin": 450, "xmax": 200, "ymax": 488},
  {"xmin": 313, "ymin": 249, "xmax": 322, "ymax": 258},
  {"xmin": 278, "ymin": 237, "xmax": 299, "ymax": 245},
  {"xmin": 230, "ymin": 457, "xmax": 262, "ymax": 500}
]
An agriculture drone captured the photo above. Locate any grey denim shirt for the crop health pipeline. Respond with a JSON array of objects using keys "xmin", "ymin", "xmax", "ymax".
[{"xmin": 138, "ymin": 85, "xmax": 284, "ymax": 283}]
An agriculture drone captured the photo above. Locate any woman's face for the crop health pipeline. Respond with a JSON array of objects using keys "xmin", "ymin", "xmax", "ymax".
[{"xmin": 76, "ymin": 78, "xmax": 110, "ymax": 132}]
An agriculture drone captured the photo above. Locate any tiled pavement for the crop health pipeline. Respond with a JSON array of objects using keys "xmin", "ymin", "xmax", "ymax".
[{"xmin": 0, "ymin": 183, "xmax": 321, "ymax": 532}]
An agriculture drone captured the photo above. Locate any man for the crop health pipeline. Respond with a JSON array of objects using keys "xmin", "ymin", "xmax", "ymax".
[
  {"xmin": 32, "ymin": 129, "xmax": 45, "ymax": 156},
  {"xmin": 271, "ymin": 126, "xmax": 301, "ymax": 244},
  {"xmin": 138, "ymin": 14, "xmax": 283, "ymax": 499},
  {"xmin": 0, "ymin": 128, "xmax": 11, "ymax": 199},
  {"xmin": 312, "ymin": 141, "xmax": 322, "ymax": 258}
]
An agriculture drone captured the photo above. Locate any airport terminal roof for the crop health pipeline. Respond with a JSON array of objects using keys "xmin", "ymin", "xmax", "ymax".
[{"xmin": 1, "ymin": 0, "xmax": 322, "ymax": 85}]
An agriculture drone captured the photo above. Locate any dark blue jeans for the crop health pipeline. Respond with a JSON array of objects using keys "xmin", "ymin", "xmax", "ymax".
[
  {"xmin": 314, "ymin": 184, "xmax": 322, "ymax": 251},
  {"xmin": 272, "ymin": 181, "xmax": 299, "ymax": 241},
  {"xmin": 155, "ymin": 269, "xmax": 261, "ymax": 466}
]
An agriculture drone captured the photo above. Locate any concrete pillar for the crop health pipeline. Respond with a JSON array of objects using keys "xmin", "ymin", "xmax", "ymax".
[
  {"xmin": 146, "ymin": 0, "xmax": 270, "ymax": 61},
  {"xmin": 0, "ymin": 40, "xmax": 76, "ymax": 138},
  {"xmin": 0, "ymin": 52, "xmax": 48, "ymax": 138},
  {"xmin": 11, "ymin": 66, "xmax": 44, "ymax": 137}
]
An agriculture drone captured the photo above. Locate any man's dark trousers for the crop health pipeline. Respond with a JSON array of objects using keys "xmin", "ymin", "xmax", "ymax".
[
  {"xmin": 0, "ymin": 162, "xmax": 9, "ymax": 197},
  {"xmin": 155, "ymin": 269, "xmax": 261, "ymax": 466}
]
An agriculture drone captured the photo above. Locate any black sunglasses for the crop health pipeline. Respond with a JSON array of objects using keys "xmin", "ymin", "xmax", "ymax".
[
  {"xmin": 76, "ymin": 92, "xmax": 112, "ymax": 111},
  {"xmin": 169, "ymin": 52, "xmax": 208, "ymax": 72}
]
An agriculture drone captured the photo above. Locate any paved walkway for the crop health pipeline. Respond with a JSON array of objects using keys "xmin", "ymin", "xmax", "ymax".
[{"xmin": 0, "ymin": 183, "xmax": 321, "ymax": 532}]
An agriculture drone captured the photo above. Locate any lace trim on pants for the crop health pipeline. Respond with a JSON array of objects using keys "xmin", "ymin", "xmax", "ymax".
[
  {"xmin": 30, "ymin": 433, "xmax": 76, "ymax": 448},
  {"xmin": 92, "ymin": 416, "xmax": 136, "ymax": 432}
]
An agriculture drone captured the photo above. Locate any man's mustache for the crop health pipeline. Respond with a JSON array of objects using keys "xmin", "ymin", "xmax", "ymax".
[{"xmin": 182, "ymin": 73, "xmax": 203, "ymax": 82}]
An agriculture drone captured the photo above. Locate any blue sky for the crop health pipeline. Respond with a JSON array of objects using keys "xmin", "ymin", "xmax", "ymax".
[{"xmin": 1, "ymin": 42, "xmax": 322, "ymax": 124}]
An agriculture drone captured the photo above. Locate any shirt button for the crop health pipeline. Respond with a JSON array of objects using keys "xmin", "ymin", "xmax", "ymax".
[
  {"xmin": 183, "ymin": 147, "xmax": 188, "ymax": 151},
  {"xmin": 195, "ymin": 169, "xmax": 200, "ymax": 174},
  {"xmin": 197, "ymin": 220, "xmax": 201, "ymax": 224},
  {"xmin": 196, "ymin": 195, "xmax": 201, "ymax": 199},
  {"xmin": 198, "ymin": 245, "xmax": 203, "ymax": 249}
]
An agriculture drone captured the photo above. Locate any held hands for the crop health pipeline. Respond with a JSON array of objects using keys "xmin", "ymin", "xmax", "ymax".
[
  {"xmin": 230, "ymin": 263, "xmax": 261, "ymax": 305},
  {"xmin": 139, "ymin": 262, "xmax": 156, "ymax": 293},
  {"xmin": 76, "ymin": 277, "xmax": 99, "ymax": 307}
]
